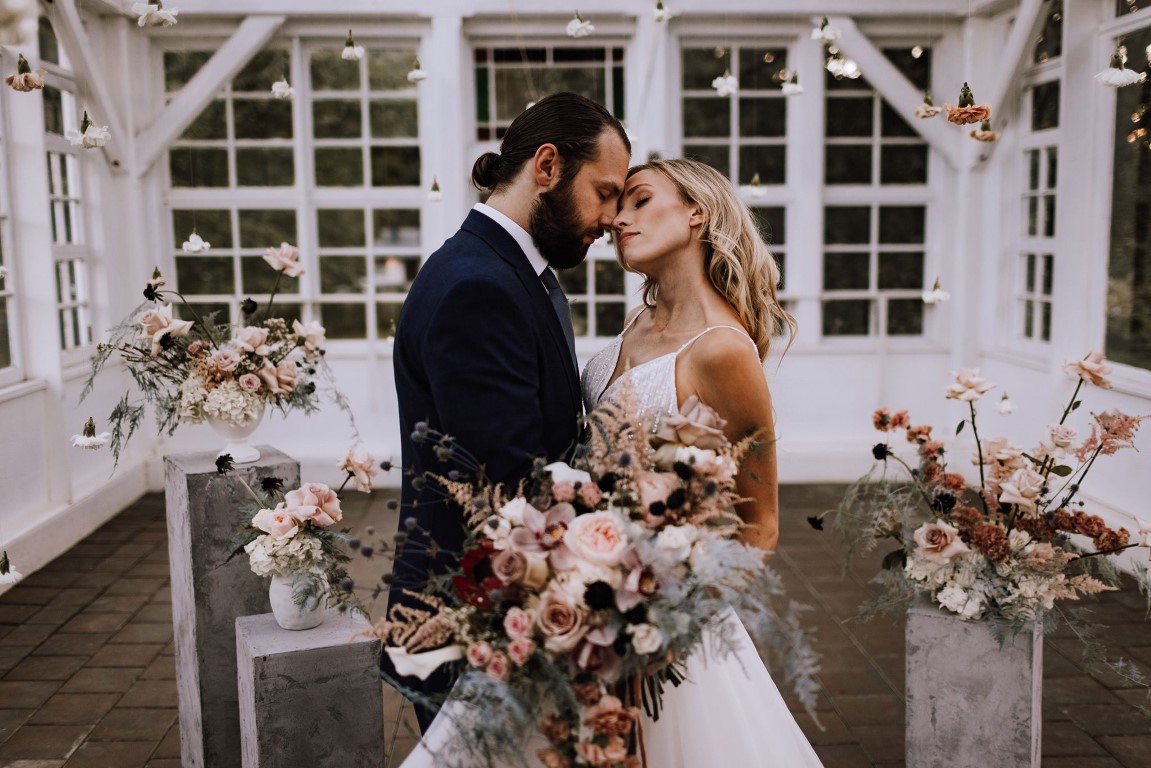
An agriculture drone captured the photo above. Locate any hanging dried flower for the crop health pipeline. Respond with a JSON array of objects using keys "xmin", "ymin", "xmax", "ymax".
[
  {"xmin": 131, "ymin": 0, "xmax": 178, "ymax": 28},
  {"xmin": 922, "ymin": 277, "xmax": 950, "ymax": 304},
  {"xmin": 711, "ymin": 69, "xmax": 738, "ymax": 97},
  {"xmin": 970, "ymin": 118, "xmax": 1000, "ymax": 142},
  {"xmin": 781, "ymin": 71, "xmax": 804, "ymax": 96},
  {"xmin": 653, "ymin": 1, "xmax": 672, "ymax": 22},
  {"xmin": 182, "ymin": 231, "xmax": 211, "ymax": 254},
  {"xmin": 0, "ymin": 550, "xmax": 21, "ymax": 586},
  {"xmin": 825, "ymin": 53, "xmax": 861, "ymax": 80},
  {"xmin": 745, "ymin": 172, "xmax": 765, "ymax": 199},
  {"xmin": 995, "ymin": 393, "xmax": 1016, "ymax": 416},
  {"xmin": 427, "ymin": 177, "xmax": 442, "ymax": 203},
  {"xmin": 566, "ymin": 11, "xmax": 594, "ymax": 38},
  {"xmin": 1095, "ymin": 46, "xmax": 1142, "ymax": 88},
  {"xmin": 5, "ymin": 53, "xmax": 44, "ymax": 91},
  {"xmin": 811, "ymin": 16, "xmax": 840, "ymax": 44},
  {"xmin": 71, "ymin": 417, "xmax": 111, "ymax": 450},
  {"xmin": 944, "ymin": 82, "xmax": 991, "ymax": 125},
  {"xmin": 66, "ymin": 112, "xmax": 110, "ymax": 149},
  {"xmin": 271, "ymin": 78, "xmax": 294, "ymax": 100},
  {"xmin": 914, "ymin": 92, "xmax": 941, "ymax": 119},
  {"xmin": 342, "ymin": 30, "xmax": 365, "ymax": 62},
  {"xmin": 407, "ymin": 59, "xmax": 428, "ymax": 83}
]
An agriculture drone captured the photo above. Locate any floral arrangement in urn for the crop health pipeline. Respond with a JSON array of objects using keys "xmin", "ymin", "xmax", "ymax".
[
  {"xmin": 825, "ymin": 352, "xmax": 1151, "ymax": 629},
  {"xmin": 81, "ymin": 250, "xmax": 354, "ymax": 465},
  {"xmin": 366, "ymin": 392, "xmax": 820, "ymax": 766}
]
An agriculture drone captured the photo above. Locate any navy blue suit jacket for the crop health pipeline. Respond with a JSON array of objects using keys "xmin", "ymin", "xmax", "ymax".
[{"xmin": 386, "ymin": 210, "xmax": 581, "ymax": 699}]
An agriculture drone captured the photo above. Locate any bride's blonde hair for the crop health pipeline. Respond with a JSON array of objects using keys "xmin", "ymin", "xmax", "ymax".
[{"xmin": 619, "ymin": 158, "xmax": 796, "ymax": 361}]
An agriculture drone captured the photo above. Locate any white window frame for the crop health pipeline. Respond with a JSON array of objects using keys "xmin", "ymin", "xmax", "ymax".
[{"xmin": 0, "ymin": 89, "xmax": 23, "ymax": 387}]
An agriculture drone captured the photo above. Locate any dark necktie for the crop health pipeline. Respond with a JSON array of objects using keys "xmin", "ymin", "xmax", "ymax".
[{"xmin": 539, "ymin": 268, "xmax": 578, "ymax": 373}]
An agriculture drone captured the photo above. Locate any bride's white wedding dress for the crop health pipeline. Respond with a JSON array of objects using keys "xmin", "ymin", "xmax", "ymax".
[{"xmin": 400, "ymin": 320, "xmax": 823, "ymax": 767}]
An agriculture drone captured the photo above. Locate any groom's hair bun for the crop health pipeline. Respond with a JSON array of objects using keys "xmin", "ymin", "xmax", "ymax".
[{"xmin": 469, "ymin": 91, "xmax": 630, "ymax": 193}]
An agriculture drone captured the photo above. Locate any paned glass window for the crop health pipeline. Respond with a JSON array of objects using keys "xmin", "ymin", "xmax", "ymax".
[
  {"xmin": 1034, "ymin": 0, "xmax": 1064, "ymax": 63},
  {"xmin": 0, "ymin": 129, "xmax": 13, "ymax": 374}
]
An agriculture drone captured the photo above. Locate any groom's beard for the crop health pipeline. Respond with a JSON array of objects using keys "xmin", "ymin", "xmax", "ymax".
[{"xmin": 531, "ymin": 173, "xmax": 602, "ymax": 270}]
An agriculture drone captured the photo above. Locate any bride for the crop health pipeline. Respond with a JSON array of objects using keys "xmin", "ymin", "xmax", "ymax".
[{"xmin": 401, "ymin": 157, "xmax": 822, "ymax": 767}]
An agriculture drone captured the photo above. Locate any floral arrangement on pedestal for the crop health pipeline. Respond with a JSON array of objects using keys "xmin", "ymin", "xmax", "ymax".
[
  {"xmin": 367, "ymin": 392, "xmax": 820, "ymax": 766},
  {"xmin": 81, "ymin": 250, "xmax": 354, "ymax": 465},
  {"xmin": 825, "ymin": 352, "xmax": 1151, "ymax": 632}
]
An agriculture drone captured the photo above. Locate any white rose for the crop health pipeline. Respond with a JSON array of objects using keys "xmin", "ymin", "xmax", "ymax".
[
  {"xmin": 654, "ymin": 525, "xmax": 696, "ymax": 562},
  {"xmin": 545, "ymin": 461, "xmax": 592, "ymax": 487},
  {"xmin": 497, "ymin": 497, "xmax": 533, "ymax": 526},
  {"xmin": 628, "ymin": 623, "xmax": 664, "ymax": 655}
]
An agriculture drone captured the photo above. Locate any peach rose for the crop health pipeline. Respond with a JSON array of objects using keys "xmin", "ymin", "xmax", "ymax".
[
  {"xmin": 232, "ymin": 326, "xmax": 271, "ymax": 356},
  {"xmin": 259, "ymin": 359, "xmax": 298, "ymax": 395},
  {"xmin": 466, "ymin": 641, "xmax": 492, "ymax": 668},
  {"xmin": 503, "ymin": 607, "xmax": 533, "ymax": 640},
  {"xmin": 635, "ymin": 471, "xmax": 679, "ymax": 514},
  {"xmin": 578, "ymin": 735, "xmax": 629, "ymax": 765},
  {"xmin": 652, "ymin": 394, "xmax": 728, "ymax": 451},
  {"xmin": 238, "ymin": 373, "xmax": 262, "ymax": 393},
  {"xmin": 338, "ymin": 446, "xmax": 377, "ymax": 493},
  {"xmin": 136, "ymin": 303, "xmax": 193, "ymax": 357},
  {"xmin": 998, "ymin": 467, "xmax": 1045, "ymax": 512},
  {"xmin": 1063, "ymin": 351, "xmax": 1113, "ymax": 389},
  {"xmin": 945, "ymin": 368, "xmax": 994, "ymax": 402},
  {"xmin": 251, "ymin": 506, "xmax": 298, "ymax": 540},
  {"xmin": 209, "ymin": 347, "xmax": 241, "ymax": 373},
  {"xmin": 564, "ymin": 511, "xmax": 629, "ymax": 567},
  {"xmin": 944, "ymin": 104, "xmax": 991, "ymax": 125},
  {"xmin": 492, "ymin": 549, "xmax": 528, "ymax": 584},
  {"xmin": 283, "ymin": 482, "xmax": 342, "ymax": 527},
  {"xmin": 262, "ymin": 242, "xmax": 304, "ymax": 277},
  {"xmin": 537, "ymin": 581, "xmax": 589, "ymax": 653},
  {"xmin": 912, "ymin": 520, "xmax": 970, "ymax": 564}
]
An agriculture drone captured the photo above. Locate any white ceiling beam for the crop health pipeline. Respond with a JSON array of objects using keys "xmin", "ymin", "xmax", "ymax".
[
  {"xmin": 976, "ymin": 0, "xmax": 1045, "ymax": 162},
  {"xmin": 135, "ymin": 15, "xmax": 286, "ymax": 175},
  {"xmin": 46, "ymin": 0, "xmax": 129, "ymax": 172},
  {"xmin": 829, "ymin": 16, "xmax": 962, "ymax": 171}
]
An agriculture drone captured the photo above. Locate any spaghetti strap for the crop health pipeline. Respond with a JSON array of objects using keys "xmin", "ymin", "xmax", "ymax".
[
  {"xmin": 619, "ymin": 306, "xmax": 649, "ymax": 338},
  {"xmin": 674, "ymin": 325, "xmax": 756, "ymax": 356}
]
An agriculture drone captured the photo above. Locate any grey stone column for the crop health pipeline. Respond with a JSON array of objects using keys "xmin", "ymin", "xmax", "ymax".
[
  {"xmin": 906, "ymin": 597, "xmax": 1042, "ymax": 767},
  {"xmin": 236, "ymin": 611, "xmax": 384, "ymax": 768},
  {"xmin": 165, "ymin": 447, "xmax": 300, "ymax": 768}
]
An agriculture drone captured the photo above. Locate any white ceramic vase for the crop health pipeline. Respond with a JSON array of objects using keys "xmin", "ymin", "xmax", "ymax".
[
  {"xmin": 204, "ymin": 408, "xmax": 265, "ymax": 464},
  {"xmin": 268, "ymin": 572, "xmax": 325, "ymax": 631}
]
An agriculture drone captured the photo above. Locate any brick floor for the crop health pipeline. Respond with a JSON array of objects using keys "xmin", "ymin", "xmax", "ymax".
[{"xmin": 0, "ymin": 487, "xmax": 1148, "ymax": 767}]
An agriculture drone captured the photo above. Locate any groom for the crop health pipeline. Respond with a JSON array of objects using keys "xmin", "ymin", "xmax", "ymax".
[{"xmin": 388, "ymin": 91, "xmax": 631, "ymax": 730}]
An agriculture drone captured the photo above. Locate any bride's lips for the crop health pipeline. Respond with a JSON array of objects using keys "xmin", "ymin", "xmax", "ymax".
[{"xmin": 617, "ymin": 232, "xmax": 637, "ymax": 246}]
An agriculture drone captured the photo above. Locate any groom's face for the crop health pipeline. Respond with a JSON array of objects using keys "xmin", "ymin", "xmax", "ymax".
[{"xmin": 532, "ymin": 130, "xmax": 629, "ymax": 270}]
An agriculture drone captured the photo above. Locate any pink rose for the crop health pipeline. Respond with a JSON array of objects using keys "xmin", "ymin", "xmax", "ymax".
[
  {"xmin": 259, "ymin": 359, "xmax": 298, "ymax": 395},
  {"xmin": 209, "ymin": 348, "xmax": 241, "ymax": 373},
  {"xmin": 945, "ymin": 368, "xmax": 995, "ymax": 401},
  {"xmin": 485, "ymin": 651, "xmax": 510, "ymax": 682},
  {"xmin": 466, "ymin": 641, "xmax": 492, "ymax": 668},
  {"xmin": 1038, "ymin": 424, "xmax": 1077, "ymax": 460},
  {"xmin": 251, "ymin": 506, "xmax": 299, "ymax": 540},
  {"xmin": 232, "ymin": 326, "xmax": 271, "ymax": 356},
  {"xmin": 1063, "ymin": 351, "xmax": 1113, "ymax": 389},
  {"xmin": 262, "ymin": 242, "xmax": 304, "ymax": 277},
  {"xmin": 338, "ymin": 446, "xmax": 378, "ymax": 493},
  {"xmin": 507, "ymin": 637, "xmax": 535, "ymax": 665},
  {"xmin": 238, "ymin": 373, "xmax": 262, "ymax": 393},
  {"xmin": 564, "ymin": 511, "xmax": 629, "ymax": 567},
  {"xmin": 136, "ymin": 303, "xmax": 193, "ymax": 357},
  {"xmin": 998, "ymin": 467, "xmax": 1045, "ymax": 512},
  {"xmin": 504, "ymin": 607, "xmax": 533, "ymax": 640},
  {"xmin": 578, "ymin": 483, "xmax": 603, "ymax": 507},
  {"xmin": 635, "ymin": 471, "xmax": 679, "ymax": 515},
  {"xmin": 283, "ymin": 482, "xmax": 342, "ymax": 527},
  {"xmin": 187, "ymin": 340, "xmax": 205, "ymax": 357},
  {"xmin": 552, "ymin": 481, "xmax": 576, "ymax": 503},
  {"xmin": 491, "ymin": 549, "xmax": 528, "ymax": 584},
  {"xmin": 536, "ymin": 582, "xmax": 589, "ymax": 653},
  {"xmin": 912, "ymin": 520, "xmax": 970, "ymax": 564},
  {"xmin": 652, "ymin": 394, "xmax": 729, "ymax": 451}
]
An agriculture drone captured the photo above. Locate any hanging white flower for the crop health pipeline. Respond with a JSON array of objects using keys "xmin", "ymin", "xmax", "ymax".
[
  {"xmin": 744, "ymin": 172, "xmax": 766, "ymax": 199},
  {"xmin": 914, "ymin": 93, "xmax": 942, "ymax": 119},
  {"xmin": 781, "ymin": 72, "xmax": 803, "ymax": 96},
  {"xmin": 811, "ymin": 16, "xmax": 840, "ymax": 44},
  {"xmin": 131, "ymin": 0, "xmax": 178, "ymax": 28},
  {"xmin": 995, "ymin": 393, "xmax": 1016, "ymax": 416},
  {"xmin": 271, "ymin": 78, "xmax": 294, "ymax": 100},
  {"xmin": 566, "ymin": 11, "xmax": 594, "ymax": 38},
  {"xmin": 71, "ymin": 417, "xmax": 111, "ymax": 450},
  {"xmin": 182, "ymin": 232, "xmax": 211, "ymax": 254},
  {"xmin": 711, "ymin": 70, "xmax": 738, "ymax": 98},
  {"xmin": 0, "ymin": 0, "xmax": 38, "ymax": 46},
  {"xmin": 922, "ymin": 277, "xmax": 950, "ymax": 304},
  {"xmin": 342, "ymin": 30, "xmax": 365, "ymax": 62},
  {"xmin": 825, "ymin": 54, "xmax": 861, "ymax": 80},
  {"xmin": 407, "ymin": 59, "xmax": 428, "ymax": 83},
  {"xmin": 0, "ymin": 550, "xmax": 21, "ymax": 586},
  {"xmin": 1095, "ymin": 46, "xmax": 1142, "ymax": 88},
  {"xmin": 652, "ymin": 1, "xmax": 672, "ymax": 22},
  {"xmin": 427, "ymin": 177, "xmax": 442, "ymax": 202},
  {"xmin": 0, "ymin": 265, "xmax": 8, "ymax": 279},
  {"xmin": 65, "ymin": 112, "xmax": 110, "ymax": 149}
]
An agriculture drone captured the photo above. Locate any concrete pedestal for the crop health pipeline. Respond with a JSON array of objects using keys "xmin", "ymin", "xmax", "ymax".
[
  {"xmin": 165, "ymin": 447, "xmax": 300, "ymax": 768},
  {"xmin": 236, "ymin": 611, "xmax": 384, "ymax": 768},
  {"xmin": 906, "ymin": 598, "xmax": 1042, "ymax": 768}
]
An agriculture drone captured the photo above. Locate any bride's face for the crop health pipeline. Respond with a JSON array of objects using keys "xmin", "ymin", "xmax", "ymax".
[{"xmin": 612, "ymin": 169, "xmax": 703, "ymax": 273}]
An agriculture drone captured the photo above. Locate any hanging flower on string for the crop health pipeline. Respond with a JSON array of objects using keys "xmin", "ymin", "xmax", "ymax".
[
  {"xmin": 744, "ymin": 172, "xmax": 766, "ymax": 199},
  {"xmin": 131, "ymin": 0, "xmax": 178, "ymax": 28},
  {"xmin": 995, "ymin": 392, "xmax": 1016, "ymax": 416},
  {"xmin": 711, "ymin": 69, "xmax": 738, "ymax": 98},
  {"xmin": 914, "ymin": 92, "xmax": 941, "ymax": 119},
  {"xmin": 1095, "ymin": 45, "xmax": 1142, "ymax": 88},
  {"xmin": 970, "ymin": 119, "xmax": 1000, "ymax": 143},
  {"xmin": 566, "ymin": 10, "xmax": 594, "ymax": 38},
  {"xmin": 0, "ymin": 550, "xmax": 21, "ymax": 587},
  {"xmin": 342, "ymin": 30, "xmax": 365, "ymax": 62},
  {"xmin": 0, "ymin": 266, "xmax": 8, "ymax": 280},
  {"xmin": 5, "ymin": 53, "xmax": 44, "ymax": 92},
  {"xmin": 811, "ymin": 16, "xmax": 840, "ymax": 44},
  {"xmin": 66, "ymin": 112, "xmax": 110, "ymax": 149},
  {"xmin": 71, "ymin": 417, "xmax": 111, "ymax": 450},
  {"xmin": 271, "ymin": 77, "xmax": 294, "ymax": 100},
  {"xmin": 922, "ymin": 277, "xmax": 950, "ymax": 304},
  {"xmin": 944, "ymin": 82, "xmax": 991, "ymax": 125},
  {"xmin": 653, "ymin": 1, "xmax": 672, "ymax": 22},
  {"xmin": 782, "ymin": 71, "xmax": 804, "ymax": 96},
  {"xmin": 407, "ymin": 58, "xmax": 427, "ymax": 83},
  {"xmin": 825, "ymin": 53, "xmax": 861, "ymax": 80},
  {"xmin": 182, "ymin": 231, "xmax": 211, "ymax": 254},
  {"xmin": 427, "ymin": 177, "xmax": 442, "ymax": 202}
]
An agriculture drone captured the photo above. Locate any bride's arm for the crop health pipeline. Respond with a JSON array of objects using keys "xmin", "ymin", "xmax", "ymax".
[{"xmin": 679, "ymin": 331, "xmax": 779, "ymax": 556}]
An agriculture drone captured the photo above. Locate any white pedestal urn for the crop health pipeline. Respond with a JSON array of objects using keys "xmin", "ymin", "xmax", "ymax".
[
  {"xmin": 905, "ymin": 596, "xmax": 1042, "ymax": 768},
  {"xmin": 268, "ymin": 573, "xmax": 324, "ymax": 631},
  {"xmin": 205, "ymin": 408, "xmax": 265, "ymax": 464}
]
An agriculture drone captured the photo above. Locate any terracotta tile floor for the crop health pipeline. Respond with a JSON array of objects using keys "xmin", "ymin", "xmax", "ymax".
[{"xmin": 1, "ymin": 486, "xmax": 1149, "ymax": 767}]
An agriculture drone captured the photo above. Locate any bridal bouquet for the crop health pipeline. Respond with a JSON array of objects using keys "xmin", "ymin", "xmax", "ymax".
[
  {"xmin": 370, "ymin": 392, "xmax": 820, "ymax": 767},
  {"xmin": 830, "ymin": 352, "xmax": 1151, "ymax": 627},
  {"xmin": 81, "ymin": 250, "xmax": 353, "ymax": 464}
]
